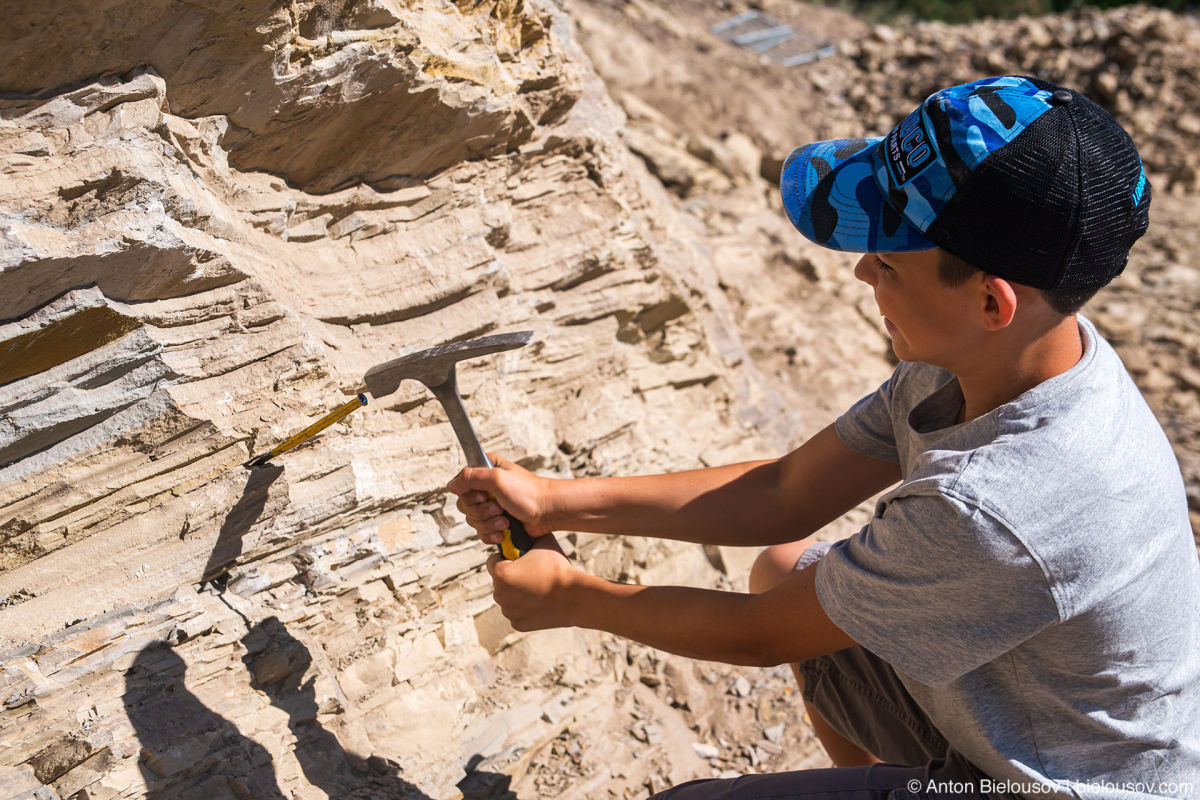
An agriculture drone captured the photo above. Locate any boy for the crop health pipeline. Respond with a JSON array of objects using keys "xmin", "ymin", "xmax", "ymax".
[{"xmin": 446, "ymin": 76, "xmax": 1200, "ymax": 798}]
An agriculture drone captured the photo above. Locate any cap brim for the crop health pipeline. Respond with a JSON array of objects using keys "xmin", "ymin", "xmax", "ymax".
[{"xmin": 781, "ymin": 137, "xmax": 936, "ymax": 253}]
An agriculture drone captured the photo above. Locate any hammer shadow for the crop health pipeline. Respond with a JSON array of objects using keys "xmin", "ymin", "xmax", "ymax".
[
  {"xmin": 123, "ymin": 618, "xmax": 523, "ymax": 799},
  {"xmin": 201, "ymin": 463, "xmax": 284, "ymax": 583}
]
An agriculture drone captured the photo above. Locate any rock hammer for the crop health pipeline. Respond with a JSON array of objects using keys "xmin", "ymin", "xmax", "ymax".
[{"xmin": 363, "ymin": 331, "xmax": 537, "ymax": 560}]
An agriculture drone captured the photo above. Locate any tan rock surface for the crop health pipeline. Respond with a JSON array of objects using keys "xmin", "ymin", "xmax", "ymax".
[
  {"xmin": 0, "ymin": 1, "xmax": 843, "ymax": 798},
  {"xmin": 0, "ymin": 0, "xmax": 583, "ymax": 193}
]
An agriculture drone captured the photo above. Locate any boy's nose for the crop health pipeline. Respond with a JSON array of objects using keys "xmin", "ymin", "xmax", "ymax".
[{"xmin": 853, "ymin": 254, "xmax": 877, "ymax": 286}]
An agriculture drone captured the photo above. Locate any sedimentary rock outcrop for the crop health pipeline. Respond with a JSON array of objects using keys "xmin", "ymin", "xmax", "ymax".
[{"xmin": 0, "ymin": 1, "xmax": 819, "ymax": 796}]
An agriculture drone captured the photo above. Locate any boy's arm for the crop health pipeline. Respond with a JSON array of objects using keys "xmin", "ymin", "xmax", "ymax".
[
  {"xmin": 489, "ymin": 537, "xmax": 855, "ymax": 665},
  {"xmin": 450, "ymin": 423, "xmax": 901, "ymax": 547}
]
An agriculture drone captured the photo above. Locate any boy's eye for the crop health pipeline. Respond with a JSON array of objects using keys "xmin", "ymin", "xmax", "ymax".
[{"xmin": 873, "ymin": 255, "xmax": 894, "ymax": 272}]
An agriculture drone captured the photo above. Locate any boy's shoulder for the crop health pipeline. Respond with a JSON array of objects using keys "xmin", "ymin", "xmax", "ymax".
[
  {"xmin": 898, "ymin": 317, "xmax": 1170, "ymax": 484},
  {"xmin": 880, "ymin": 317, "xmax": 1192, "ymax": 607},
  {"xmin": 843, "ymin": 317, "xmax": 1183, "ymax": 517},
  {"xmin": 895, "ymin": 316, "xmax": 1152, "ymax": 449}
]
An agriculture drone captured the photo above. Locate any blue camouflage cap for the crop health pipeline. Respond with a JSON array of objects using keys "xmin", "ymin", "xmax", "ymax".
[{"xmin": 780, "ymin": 75, "xmax": 1151, "ymax": 292}]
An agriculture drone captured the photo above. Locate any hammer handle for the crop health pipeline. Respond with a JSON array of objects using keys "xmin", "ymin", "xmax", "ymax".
[
  {"xmin": 491, "ymin": 496, "xmax": 535, "ymax": 561},
  {"xmin": 428, "ymin": 378, "xmax": 536, "ymax": 560}
]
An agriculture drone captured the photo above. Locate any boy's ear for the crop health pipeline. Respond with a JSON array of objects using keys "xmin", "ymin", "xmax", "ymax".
[{"xmin": 979, "ymin": 275, "xmax": 1018, "ymax": 331}]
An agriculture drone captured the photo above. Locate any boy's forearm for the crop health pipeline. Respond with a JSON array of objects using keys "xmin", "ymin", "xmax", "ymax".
[
  {"xmin": 567, "ymin": 570, "xmax": 776, "ymax": 666},
  {"xmin": 562, "ymin": 566, "xmax": 853, "ymax": 667},
  {"xmin": 536, "ymin": 424, "xmax": 900, "ymax": 547},
  {"xmin": 486, "ymin": 539, "xmax": 855, "ymax": 665},
  {"xmin": 543, "ymin": 460, "xmax": 789, "ymax": 546}
]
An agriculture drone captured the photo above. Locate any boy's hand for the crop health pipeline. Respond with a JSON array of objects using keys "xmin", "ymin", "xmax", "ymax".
[
  {"xmin": 446, "ymin": 453, "xmax": 554, "ymax": 546},
  {"xmin": 486, "ymin": 535, "xmax": 579, "ymax": 631}
]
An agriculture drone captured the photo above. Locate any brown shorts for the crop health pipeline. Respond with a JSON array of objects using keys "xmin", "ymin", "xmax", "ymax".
[{"xmin": 650, "ymin": 541, "xmax": 1003, "ymax": 800}]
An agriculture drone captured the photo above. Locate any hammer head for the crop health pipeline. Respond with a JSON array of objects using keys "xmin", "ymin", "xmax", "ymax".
[{"xmin": 362, "ymin": 331, "xmax": 534, "ymax": 398}]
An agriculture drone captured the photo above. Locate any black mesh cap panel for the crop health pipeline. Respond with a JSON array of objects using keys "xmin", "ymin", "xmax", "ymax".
[
  {"xmin": 1069, "ymin": 94, "xmax": 1151, "ymax": 291},
  {"xmin": 924, "ymin": 108, "xmax": 1080, "ymax": 290},
  {"xmin": 923, "ymin": 77, "xmax": 1150, "ymax": 292}
]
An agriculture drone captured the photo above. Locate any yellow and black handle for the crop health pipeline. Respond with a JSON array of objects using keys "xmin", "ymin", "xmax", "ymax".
[{"xmin": 490, "ymin": 493, "xmax": 535, "ymax": 561}]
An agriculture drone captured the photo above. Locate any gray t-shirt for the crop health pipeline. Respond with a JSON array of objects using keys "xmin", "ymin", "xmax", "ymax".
[{"xmin": 818, "ymin": 315, "xmax": 1200, "ymax": 799}]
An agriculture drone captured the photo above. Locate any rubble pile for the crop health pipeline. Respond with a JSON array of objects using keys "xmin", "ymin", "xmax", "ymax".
[
  {"xmin": 831, "ymin": 5, "xmax": 1200, "ymax": 192},
  {"xmin": 510, "ymin": 645, "xmax": 827, "ymax": 799}
]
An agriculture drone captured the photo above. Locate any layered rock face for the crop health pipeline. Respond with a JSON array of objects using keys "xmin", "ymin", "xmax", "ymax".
[{"xmin": 0, "ymin": 1, "xmax": 833, "ymax": 797}]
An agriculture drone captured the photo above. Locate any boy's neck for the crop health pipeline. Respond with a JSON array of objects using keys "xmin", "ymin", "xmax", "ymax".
[{"xmin": 951, "ymin": 314, "xmax": 1084, "ymax": 424}]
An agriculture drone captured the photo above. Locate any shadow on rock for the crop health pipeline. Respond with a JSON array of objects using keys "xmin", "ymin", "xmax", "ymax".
[
  {"xmin": 124, "ymin": 641, "xmax": 286, "ymax": 798},
  {"xmin": 242, "ymin": 616, "xmax": 522, "ymax": 800},
  {"xmin": 201, "ymin": 463, "xmax": 285, "ymax": 582}
]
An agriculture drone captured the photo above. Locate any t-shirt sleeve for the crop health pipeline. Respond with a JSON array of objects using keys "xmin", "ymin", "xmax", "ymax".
[
  {"xmin": 834, "ymin": 363, "xmax": 906, "ymax": 463},
  {"xmin": 814, "ymin": 490, "xmax": 1063, "ymax": 688}
]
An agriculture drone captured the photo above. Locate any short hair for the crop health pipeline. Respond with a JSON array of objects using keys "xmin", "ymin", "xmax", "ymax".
[{"xmin": 936, "ymin": 250, "xmax": 1101, "ymax": 317}]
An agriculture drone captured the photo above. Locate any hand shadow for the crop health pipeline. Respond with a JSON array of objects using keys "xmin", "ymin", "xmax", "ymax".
[
  {"xmin": 124, "ymin": 642, "xmax": 286, "ymax": 798},
  {"xmin": 242, "ymin": 616, "xmax": 521, "ymax": 800}
]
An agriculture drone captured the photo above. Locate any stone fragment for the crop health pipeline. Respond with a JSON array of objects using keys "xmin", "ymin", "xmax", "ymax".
[
  {"xmin": 626, "ymin": 129, "xmax": 728, "ymax": 197},
  {"xmin": 349, "ymin": 0, "xmax": 402, "ymax": 28},
  {"xmin": 757, "ymin": 739, "xmax": 782, "ymax": 755},
  {"xmin": 327, "ymin": 213, "xmax": 369, "ymax": 240},
  {"xmin": 661, "ymin": 658, "xmax": 710, "ymax": 717},
  {"xmin": 28, "ymin": 737, "xmax": 93, "ymax": 785},
  {"xmin": 285, "ymin": 214, "xmax": 331, "ymax": 243},
  {"xmin": 631, "ymin": 719, "xmax": 664, "ymax": 745}
]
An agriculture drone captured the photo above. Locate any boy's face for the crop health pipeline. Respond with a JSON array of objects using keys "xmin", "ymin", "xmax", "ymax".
[{"xmin": 853, "ymin": 249, "xmax": 981, "ymax": 368}]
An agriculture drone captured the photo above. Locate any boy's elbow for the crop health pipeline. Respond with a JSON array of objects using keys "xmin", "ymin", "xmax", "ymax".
[
  {"xmin": 746, "ymin": 637, "xmax": 832, "ymax": 669},
  {"xmin": 741, "ymin": 596, "xmax": 797, "ymax": 668},
  {"xmin": 747, "ymin": 647, "xmax": 788, "ymax": 669},
  {"xmin": 741, "ymin": 594, "xmax": 842, "ymax": 668},
  {"xmin": 718, "ymin": 641, "xmax": 780, "ymax": 669}
]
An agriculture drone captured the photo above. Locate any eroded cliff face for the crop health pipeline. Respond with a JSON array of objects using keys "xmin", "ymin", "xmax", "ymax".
[
  {"xmin": 1, "ymin": 0, "xmax": 581, "ymax": 192},
  {"xmin": 0, "ymin": 1, "xmax": 829, "ymax": 797}
]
